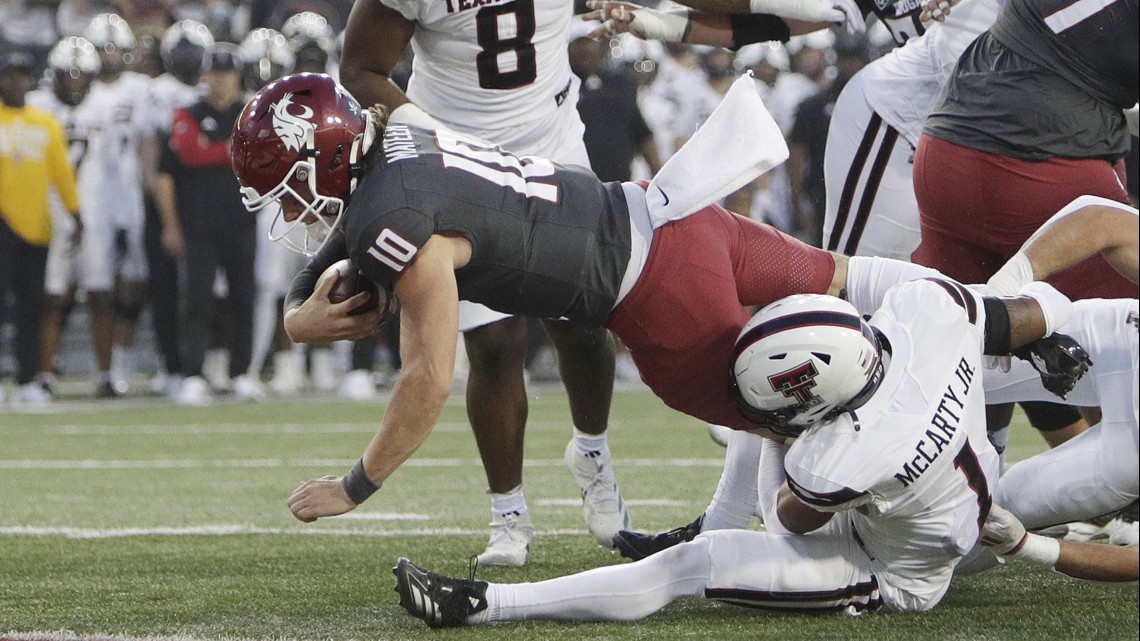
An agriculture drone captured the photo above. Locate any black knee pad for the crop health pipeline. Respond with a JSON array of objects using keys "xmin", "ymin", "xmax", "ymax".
[{"xmin": 1021, "ymin": 400, "xmax": 1082, "ymax": 432}]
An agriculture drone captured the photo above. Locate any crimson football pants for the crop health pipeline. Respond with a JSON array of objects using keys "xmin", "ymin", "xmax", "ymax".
[
  {"xmin": 911, "ymin": 134, "xmax": 1134, "ymax": 299},
  {"xmin": 606, "ymin": 203, "xmax": 835, "ymax": 432}
]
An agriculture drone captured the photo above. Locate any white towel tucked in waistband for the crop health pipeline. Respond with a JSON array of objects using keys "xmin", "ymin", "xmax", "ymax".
[{"xmin": 645, "ymin": 72, "xmax": 788, "ymax": 228}]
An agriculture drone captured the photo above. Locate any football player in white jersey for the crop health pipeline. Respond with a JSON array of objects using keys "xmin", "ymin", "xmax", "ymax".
[
  {"xmin": 82, "ymin": 13, "xmax": 159, "ymax": 394},
  {"xmin": 820, "ymin": 0, "xmax": 999, "ymax": 258},
  {"xmin": 27, "ymin": 36, "xmax": 111, "ymax": 398},
  {"xmin": 393, "ymin": 279, "xmax": 1075, "ymax": 627},
  {"xmin": 982, "ymin": 196, "xmax": 1139, "ymax": 546},
  {"xmin": 338, "ymin": 0, "xmax": 628, "ymax": 567},
  {"xmin": 144, "ymin": 19, "xmax": 213, "ymax": 399}
]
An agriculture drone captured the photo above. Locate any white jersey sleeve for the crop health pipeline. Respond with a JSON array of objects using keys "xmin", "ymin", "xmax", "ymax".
[
  {"xmin": 378, "ymin": 0, "xmax": 577, "ymax": 146},
  {"xmin": 860, "ymin": 0, "xmax": 1001, "ymax": 146}
]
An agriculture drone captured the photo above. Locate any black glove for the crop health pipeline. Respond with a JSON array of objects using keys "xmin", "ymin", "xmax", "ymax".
[{"xmin": 1011, "ymin": 332, "xmax": 1093, "ymax": 399}]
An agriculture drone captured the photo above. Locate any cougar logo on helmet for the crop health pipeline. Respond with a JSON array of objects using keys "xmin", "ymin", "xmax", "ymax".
[{"xmin": 271, "ymin": 93, "xmax": 314, "ymax": 152}]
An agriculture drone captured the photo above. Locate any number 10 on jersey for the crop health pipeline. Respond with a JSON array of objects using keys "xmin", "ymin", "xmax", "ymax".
[{"xmin": 437, "ymin": 131, "xmax": 560, "ymax": 203}]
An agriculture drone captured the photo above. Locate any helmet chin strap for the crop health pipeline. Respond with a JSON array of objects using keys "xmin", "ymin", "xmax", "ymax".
[{"xmin": 348, "ymin": 110, "xmax": 377, "ymax": 194}]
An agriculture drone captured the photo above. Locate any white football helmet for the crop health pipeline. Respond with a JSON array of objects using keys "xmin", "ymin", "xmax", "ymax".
[
  {"xmin": 731, "ymin": 294, "xmax": 883, "ymax": 436},
  {"xmin": 160, "ymin": 19, "xmax": 214, "ymax": 85},
  {"xmin": 84, "ymin": 13, "xmax": 135, "ymax": 76}
]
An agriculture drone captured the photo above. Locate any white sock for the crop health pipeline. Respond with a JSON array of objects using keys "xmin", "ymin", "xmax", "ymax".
[
  {"xmin": 111, "ymin": 347, "xmax": 134, "ymax": 382},
  {"xmin": 703, "ymin": 428, "xmax": 762, "ymax": 531},
  {"xmin": 477, "ymin": 536, "xmax": 711, "ymax": 623},
  {"xmin": 489, "ymin": 485, "xmax": 528, "ymax": 519},
  {"xmin": 249, "ymin": 289, "xmax": 277, "ymax": 379},
  {"xmin": 572, "ymin": 428, "xmax": 609, "ymax": 459},
  {"xmin": 988, "ymin": 425, "xmax": 1010, "ymax": 474},
  {"xmin": 756, "ymin": 438, "xmax": 791, "ymax": 534}
]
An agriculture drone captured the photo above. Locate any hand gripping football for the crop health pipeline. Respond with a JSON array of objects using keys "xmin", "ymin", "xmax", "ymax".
[{"xmin": 323, "ymin": 258, "xmax": 383, "ymax": 316}]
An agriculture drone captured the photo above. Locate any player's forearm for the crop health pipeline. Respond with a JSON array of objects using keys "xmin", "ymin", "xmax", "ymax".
[
  {"xmin": 1024, "ymin": 204, "xmax": 1139, "ymax": 284},
  {"xmin": 1055, "ymin": 540, "xmax": 1140, "ymax": 583},
  {"xmin": 362, "ymin": 364, "xmax": 451, "ymax": 485},
  {"xmin": 674, "ymin": 0, "xmax": 751, "ymax": 12},
  {"xmin": 152, "ymin": 173, "xmax": 179, "ymax": 231},
  {"xmin": 339, "ymin": 65, "xmax": 410, "ymax": 112}
]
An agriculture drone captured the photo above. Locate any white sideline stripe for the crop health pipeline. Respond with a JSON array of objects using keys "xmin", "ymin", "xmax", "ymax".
[
  {"xmin": 39, "ymin": 422, "xmax": 467, "ymax": 435},
  {"xmin": 2, "ymin": 631, "xmax": 301, "ymax": 641},
  {"xmin": 538, "ymin": 498, "xmax": 689, "ymax": 507},
  {"xmin": 336, "ymin": 512, "xmax": 431, "ymax": 521},
  {"xmin": 0, "ymin": 458, "xmax": 721, "ymax": 470},
  {"xmin": 0, "ymin": 525, "xmax": 590, "ymax": 540},
  {"xmin": 30, "ymin": 419, "xmax": 592, "ymax": 435}
]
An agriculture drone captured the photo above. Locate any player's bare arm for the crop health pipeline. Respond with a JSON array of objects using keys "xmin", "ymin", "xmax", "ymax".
[
  {"xmin": 775, "ymin": 482, "xmax": 833, "ymax": 533},
  {"xmin": 339, "ymin": 0, "xmax": 416, "ymax": 111},
  {"xmin": 983, "ymin": 504, "xmax": 1139, "ymax": 583},
  {"xmin": 988, "ymin": 199, "xmax": 1139, "ymax": 295},
  {"xmin": 586, "ymin": 0, "xmax": 844, "ymax": 47},
  {"xmin": 287, "ymin": 234, "xmax": 466, "ymax": 522}
]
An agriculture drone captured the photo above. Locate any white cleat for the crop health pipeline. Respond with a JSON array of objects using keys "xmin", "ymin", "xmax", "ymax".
[
  {"xmin": 1106, "ymin": 515, "xmax": 1139, "ymax": 547},
  {"xmin": 232, "ymin": 375, "xmax": 267, "ymax": 402},
  {"xmin": 15, "ymin": 382, "xmax": 52, "ymax": 406},
  {"xmin": 564, "ymin": 440, "xmax": 631, "ymax": 546},
  {"xmin": 339, "ymin": 369, "xmax": 378, "ymax": 401},
  {"xmin": 475, "ymin": 511, "xmax": 534, "ymax": 567},
  {"xmin": 176, "ymin": 375, "xmax": 213, "ymax": 406}
]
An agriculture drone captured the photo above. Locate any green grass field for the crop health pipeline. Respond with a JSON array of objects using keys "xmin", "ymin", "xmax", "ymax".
[{"xmin": 1, "ymin": 387, "xmax": 1136, "ymax": 641}]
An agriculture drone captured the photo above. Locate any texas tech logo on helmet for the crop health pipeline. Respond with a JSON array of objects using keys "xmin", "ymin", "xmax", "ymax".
[{"xmin": 768, "ymin": 361, "xmax": 822, "ymax": 407}]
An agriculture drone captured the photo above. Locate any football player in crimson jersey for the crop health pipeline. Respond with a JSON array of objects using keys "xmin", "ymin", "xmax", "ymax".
[
  {"xmin": 231, "ymin": 73, "xmax": 1079, "ymax": 548},
  {"xmin": 231, "ymin": 73, "xmax": 845, "ymax": 526},
  {"xmin": 338, "ymin": 0, "xmax": 629, "ymax": 566}
]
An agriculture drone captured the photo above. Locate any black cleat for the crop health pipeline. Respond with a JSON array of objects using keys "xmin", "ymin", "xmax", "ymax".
[
  {"xmin": 96, "ymin": 380, "xmax": 122, "ymax": 399},
  {"xmin": 612, "ymin": 514, "xmax": 705, "ymax": 561},
  {"xmin": 393, "ymin": 557, "xmax": 488, "ymax": 628}
]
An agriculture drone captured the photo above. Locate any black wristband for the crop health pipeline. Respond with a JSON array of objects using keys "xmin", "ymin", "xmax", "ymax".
[
  {"xmin": 982, "ymin": 297, "xmax": 1012, "ymax": 355},
  {"xmin": 342, "ymin": 458, "xmax": 381, "ymax": 505}
]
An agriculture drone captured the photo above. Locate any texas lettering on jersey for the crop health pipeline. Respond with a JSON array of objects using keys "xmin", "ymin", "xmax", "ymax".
[{"xmin": 444, "ymin": 0, "xmax": 514, "ymax": 13}]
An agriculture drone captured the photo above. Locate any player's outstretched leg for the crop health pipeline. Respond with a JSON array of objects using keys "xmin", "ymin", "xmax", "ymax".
[{"xmin": 393, "ymin": 558, "xmax": 488, "ymax": 628}]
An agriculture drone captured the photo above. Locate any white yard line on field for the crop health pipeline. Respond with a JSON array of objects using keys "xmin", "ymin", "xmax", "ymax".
[
  {"xmin": 0, "ymin": 458, "xmax": 722, "ymax": 470},
  {"xmin": 0, "ymin": 524, "xmax": 591, "ymax": 539}
]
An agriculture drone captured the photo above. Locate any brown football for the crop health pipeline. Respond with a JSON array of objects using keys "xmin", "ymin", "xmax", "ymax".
[{"xmin": 324, "ymin": 258, "xmax": 382, "ymax": 315}]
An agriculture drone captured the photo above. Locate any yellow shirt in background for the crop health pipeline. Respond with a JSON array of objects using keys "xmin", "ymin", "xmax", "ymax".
[{"xmin": 0, "ymin": 103, "xmax": 81, "ymax": 246}]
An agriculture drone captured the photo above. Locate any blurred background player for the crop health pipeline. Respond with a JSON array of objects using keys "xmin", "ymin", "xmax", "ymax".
[
  {"xmin": 144, "ymin": 19, "xmax": 214, "ymax": 400},
  {"xmin": 337, "ymin": 0, "xmax": 629, "ymax": 566},
  {"xmin": 81, "ymin": 13, "xmax": 158, "ymax": 396},
  {"xmin": 238, "ymin": 26, "xmax": 310, "ymax": 396},
  {"xmin": 154, "ymin": 43, "xmax": 263, "ymax": 406},
  {"xmin": 0, "ymin": 49, "xmax": 82, "ymax": 406},
  {"xmin": 27, "ymin": 37, "xmax": 110, "ymax": 399}
]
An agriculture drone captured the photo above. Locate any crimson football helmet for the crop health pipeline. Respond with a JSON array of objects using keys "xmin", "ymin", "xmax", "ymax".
[
  {"xmin": 231, "ymin": 73, "xmax": 376, "ymax": 255},
  {"xmin": 731, "ymin": 294, "xmax": 884, "ymax": 437}
]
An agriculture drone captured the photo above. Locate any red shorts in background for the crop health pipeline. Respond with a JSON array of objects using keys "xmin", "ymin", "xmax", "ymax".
[{"xmin": 911, "ymin": 134, "xmax": 1134, "ymax": 300}]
